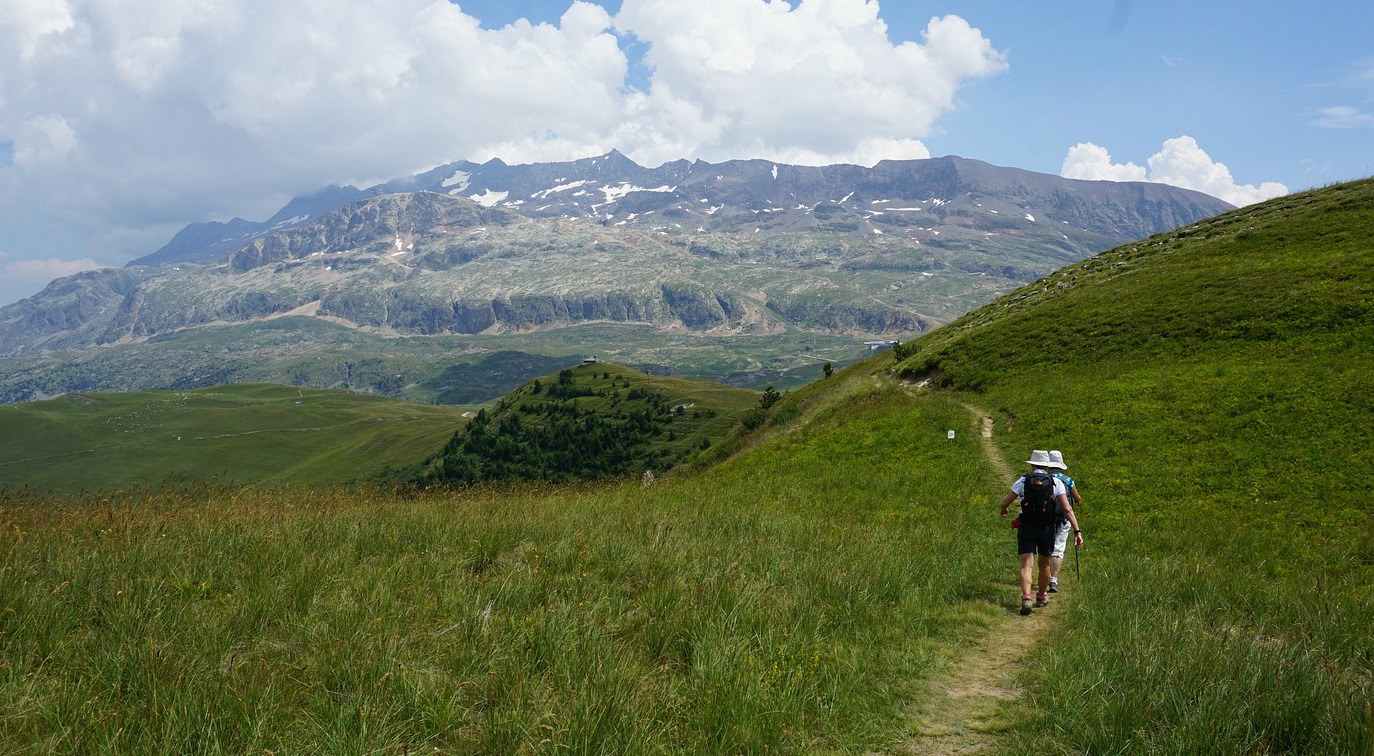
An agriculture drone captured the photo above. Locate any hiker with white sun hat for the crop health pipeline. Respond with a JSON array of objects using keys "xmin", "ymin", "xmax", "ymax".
[
  {"xmin": 1046, "ymin": 450, "xmax": 1082, "ymax": 594},
  {"xmin": 1000, "ymin": 450, "xmax": 1083, "ymax": 615}
]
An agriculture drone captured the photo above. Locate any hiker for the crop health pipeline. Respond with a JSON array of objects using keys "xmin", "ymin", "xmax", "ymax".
[
  {"xmin": 1000, "ymin": 450, "xmax": 1083, "ymax": 615},
  {"xmin": 1046, "ymin": 450, "xmax": 1082, "ymax": 594}
]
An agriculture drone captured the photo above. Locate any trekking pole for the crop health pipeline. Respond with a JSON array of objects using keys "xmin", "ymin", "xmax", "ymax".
[{"xmin": 1074, "ymin": 543, "xmax": 1080, "ymax": 581}]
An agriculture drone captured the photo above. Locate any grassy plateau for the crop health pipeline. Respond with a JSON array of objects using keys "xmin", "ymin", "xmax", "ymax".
[
  {"xmin": 0, "ymin": 384, "xmax": 473, "ymax": 492},
  {"xmin": 0, "ymin": 178, "xmax": 1371, "ymax": 753}
]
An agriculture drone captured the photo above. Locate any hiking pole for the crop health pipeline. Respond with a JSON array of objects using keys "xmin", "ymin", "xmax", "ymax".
[{"xmin": 1074, "ymin": 543, "xmax": 1080, "ymax": 581}]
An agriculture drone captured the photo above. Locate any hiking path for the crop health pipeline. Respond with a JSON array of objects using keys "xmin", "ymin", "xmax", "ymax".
[{"xmin": 903, "ymin": 402, "xmax": 1054, "ymax": 754}]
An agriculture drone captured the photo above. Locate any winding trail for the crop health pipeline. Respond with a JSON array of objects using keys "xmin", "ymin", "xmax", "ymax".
[{"xmin": 904, "ymin": 402, "xmax": 1056, "ymax": 754}]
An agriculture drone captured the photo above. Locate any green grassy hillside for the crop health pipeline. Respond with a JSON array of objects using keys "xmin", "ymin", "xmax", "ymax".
[
  {"xmin": 0, "ymin": 384, "xmax": 472, "ymax": 491},
  {"xmin": 894, "ymin": 177, "xmax": 1374, "ymax": 535},
  {"xmin": 894, "ymin": 177, "xmax": 1374, "ymax": 752}
]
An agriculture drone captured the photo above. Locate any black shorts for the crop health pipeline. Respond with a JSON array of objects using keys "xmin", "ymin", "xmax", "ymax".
[{"xmin": 1017, "ymin": 521, "xmax": 1056, "ymax": 557}]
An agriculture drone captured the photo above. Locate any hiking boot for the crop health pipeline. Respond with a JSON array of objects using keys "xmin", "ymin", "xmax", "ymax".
[
  {"xmin": 1034, "ymin": 592, "xmax": 1050, "ymax": 608},
  {"xmin": 1048, "ymin": 578, "xmax": 1059, "ymax": 593},
  {"xmin": 1020, "ymin": 596, "xmax": 1033, "ymax": 616}
]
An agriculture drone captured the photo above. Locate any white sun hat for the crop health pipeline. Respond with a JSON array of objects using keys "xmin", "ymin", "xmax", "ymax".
[
  {"xmin": 1048, "ymin": 450, "xmax": 1068, "ymax": 470},
  {"xmin": 1025, "ymin": 450, "xmax": 1053, "ymax": 467}
]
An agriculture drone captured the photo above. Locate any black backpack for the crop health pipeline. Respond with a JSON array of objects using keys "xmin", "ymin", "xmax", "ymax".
[{"xmin": 1020, "ymin": 471, "xmax": 1060, "ymax": 525}]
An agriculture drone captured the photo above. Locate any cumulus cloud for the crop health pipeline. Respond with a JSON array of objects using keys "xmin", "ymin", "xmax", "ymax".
[
  {"xmin": 613, "ymin": 2, "xmax": 1006, "ymax": 165},
  {"xmin": 12, "ymin": 114, "xmax": 78, "ymax": 165},
  {"xmin": 0, "ymin": 0, "xmax": 635, "ymax": 263},
  {"xmin": 1061, "ymin": 143, "xmax": 1146, "ymax": 182},
  {"xmin": 1061, "ymin": 136, "xmax": 1287, "ymax": 207},
  {"xmin": 0, "ymin": 0, "xmax": 75, "ymax": 60},
  {"xmin": 0, "ymin": 0, "xmax": 1006, "ymax": 260}
]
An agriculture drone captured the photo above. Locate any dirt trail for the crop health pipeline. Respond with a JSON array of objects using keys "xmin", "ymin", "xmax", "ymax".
[
  {"xmin": 905, "ymin": 403, "xmax": 1053, "ymax": 755},
  {"xmin": 968, "ymin": 408, "xmax": 1014, "ymax": 483}
]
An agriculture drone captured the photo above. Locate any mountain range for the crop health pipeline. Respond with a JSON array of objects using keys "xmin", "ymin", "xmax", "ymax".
[{"xmin": 0, "ymin": 152, "xmax": 1231, "ymax": 403}]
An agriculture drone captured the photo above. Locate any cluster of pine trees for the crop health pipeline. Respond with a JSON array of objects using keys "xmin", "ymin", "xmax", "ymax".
[{"xmin": 418, "ymin": 369, "xmax": 690, "ymax": 484}]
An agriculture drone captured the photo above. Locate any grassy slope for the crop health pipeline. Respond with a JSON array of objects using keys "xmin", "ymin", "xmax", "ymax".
[
  {"xmin": 895, "ymin": 178, "xmax": 1374, "ymax": 753},
  {"xmin": 0, "ymin": 384, "xmax": 472, "ymax": 491},
  {"xmin": 0, "ymin": 371, "xmax": 1013, "ymax": 753}
]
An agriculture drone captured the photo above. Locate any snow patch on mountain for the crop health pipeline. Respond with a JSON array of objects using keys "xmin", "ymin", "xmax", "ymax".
[
  {"xmin": 442, "ymin": 170, "xmax": 471, "ymax": 192},
  {"xmin": 469, "ymin": 190, "xmax": 508, "ymax": 207},
  {"xmin": 532, "ymin": 180, "xmax": 592, "ymax": 199},
  {"xmin": 599, "ymin": 183, "xmax": 675, "ymax": 204}
]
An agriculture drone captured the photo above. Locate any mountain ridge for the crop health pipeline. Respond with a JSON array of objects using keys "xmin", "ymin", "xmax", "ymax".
[
  {"xmin": 0, "ymin": 152, "xmax": 1232, "ymax": 403},
  {"xmin": 128, "ymin": 153, "xmax": 1229, "ymax": 268}
]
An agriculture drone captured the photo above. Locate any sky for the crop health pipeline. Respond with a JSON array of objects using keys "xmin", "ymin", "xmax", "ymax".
[{"xmin": 1, "ymin": 0, "xmax": 1371, "ymax": 307}]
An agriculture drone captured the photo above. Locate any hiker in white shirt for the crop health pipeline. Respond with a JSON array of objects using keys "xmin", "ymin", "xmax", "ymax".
[{"xmin": 1000, "ymin": 450, "xmax": 1083, "ymax": 615}]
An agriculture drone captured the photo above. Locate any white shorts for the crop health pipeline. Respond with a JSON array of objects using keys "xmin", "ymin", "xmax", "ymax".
[{"xmin": 1052, "ymin": 521, "xmax": 1071, "ymax": 559}]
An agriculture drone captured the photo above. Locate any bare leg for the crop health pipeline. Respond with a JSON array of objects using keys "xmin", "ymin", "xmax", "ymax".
[
  {"xmin": 1049, "ymin": 555, "xmax": 1063, "ymax": 579},
  {"xmin": 1037, "ymin": 555, "xmax": 1052, "ymax": 596},
  {"xmin": 1019, "ymin": 553, "xmax": 1035, "ymax": 597}
]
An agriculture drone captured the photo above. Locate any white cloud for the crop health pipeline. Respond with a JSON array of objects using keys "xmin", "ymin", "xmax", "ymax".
[
  {"xmin": 613, "ymin": 2, "xmax": 1006, "ymax": 165},
  {"xmin": 0, "ymin": 0, "xmax": 631, "ymax": 251},
  {"xmin": 6, "ymin": 256, "xmax": 104, "ymax": 278},
  {"xmin": 1061, "ymin": 136, "xmax": 1287, "ymax": 207},
  {"xmin": 12, "ymin": 114, "xmax": 78, "ymax": 165},
  {"xmin": 0, "ymin": 0, "xmax": 75, "ymax": 60},
  {"xmin": 1312, "ymin": 106, "xmax": 1374, "ymax": 129},
  {"xmin": 1061, "ymin": 143, "xmax": 1146, "ymax": 182},
  {"xmin": 1310, "ymin": 62, "xmax": 1374, "ymax": 130},
  {"xmin": 3, "ymin": 257, "xmax": 107, "ymax": 301},
  {"xmin": 0, "ymin": 0, "xmax": 1007, "ymax": 289},
  {"xmin": 761, "ymin": 137, "xmax": 930, "ymax": 168}
]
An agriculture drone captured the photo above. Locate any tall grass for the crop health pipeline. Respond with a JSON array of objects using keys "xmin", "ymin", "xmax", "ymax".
[
  {"xmin": 886, "ymin": 178, "xmax": 1374, "ymax": 754},
  {"xmin": 1031, "ymin": 534, "xmax": 1373, "ymax": 754},
  {"xmin": 0, "ymin": 388, "xmax": 1013, "ymax": 753},
  {"xmin": 979, "ymin": 348, "xmax": 1374, "ymax": 755}
]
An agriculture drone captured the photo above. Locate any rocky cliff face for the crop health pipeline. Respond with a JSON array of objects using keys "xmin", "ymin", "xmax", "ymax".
[
  {"xmin": 0, "ymin": 267, "xmax": 155, "ymax": 354},
  {"xmin": 66, "ymin": 191, "xmax": 932, "ymax": 343}
]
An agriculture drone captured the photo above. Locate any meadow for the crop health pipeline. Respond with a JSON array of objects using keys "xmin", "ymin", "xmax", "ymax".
[
  {"xmin": 0, "ymin": 371, "xmax": 1013, "ymax": 753},
  {"xmin": 0, "ymin": 384, "xmax": 473, "ymax": 492}
]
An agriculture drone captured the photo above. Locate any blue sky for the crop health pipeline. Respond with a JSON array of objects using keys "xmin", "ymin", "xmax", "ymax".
[{"xmin": 0, "ymin": 0, "xmax": 1371, "ymax": 306}]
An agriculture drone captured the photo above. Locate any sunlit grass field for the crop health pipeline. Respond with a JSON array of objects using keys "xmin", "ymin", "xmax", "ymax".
[
  {"xmin": 0, "ymin": 384, "xmax": 473, "ymax": 492},
  {"xmin": 0, "ymin": 375, "xmax": 1019, "ymax": 753},
  {"xmin": 973, "ymin": 345, "xmax": 1374, "ymax": 755}
]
